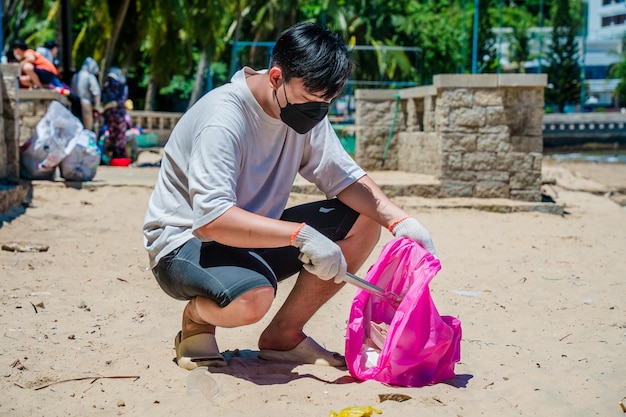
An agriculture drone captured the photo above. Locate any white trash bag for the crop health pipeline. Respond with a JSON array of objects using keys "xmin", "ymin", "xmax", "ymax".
[
  {"xmin": 60, "ymin": 129, "xmax": 101, "ymax": 181},
  {"xmin": 20, "ymin": 100, "xmax": 83, "ymax": 179},
  {"xmin": 20, "ymin": 136, "xmax": 56, "ymax": 180}
]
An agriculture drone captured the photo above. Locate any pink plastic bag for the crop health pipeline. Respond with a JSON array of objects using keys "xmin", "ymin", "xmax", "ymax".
[{"xmin": 345, "ymin": 237, "xmax": 462, "ymax": 387}]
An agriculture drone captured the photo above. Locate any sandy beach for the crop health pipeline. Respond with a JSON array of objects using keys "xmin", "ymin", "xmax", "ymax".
[{"xmin": 0, "ymin": 156, "xmax": 625, "ymax": 417}]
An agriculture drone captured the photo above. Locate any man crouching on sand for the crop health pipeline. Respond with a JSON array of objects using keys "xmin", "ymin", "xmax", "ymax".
[{"xmin": 142, "ymin": 22, "xmax": 437, "ymax": 370}]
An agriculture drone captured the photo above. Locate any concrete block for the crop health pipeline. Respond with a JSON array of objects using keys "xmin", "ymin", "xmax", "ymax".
[
  {"xmin": 440, "ymin": 89, "xmax": 473, "ymax": 108},
  {"xmin": 0, "ymin": 63, "xmax": 21, "ymax": 77},
  {"xmin": 450, "ymin": 107, "xmax": 486, "ymax": 127},
  {"xmin": 474, "ymin": 90, "xmax": 504, "ymax": 106},
  {"xmin": 498, "ymin": 73, "xmax": 547, "ymax": 87},
  {"xmin": 477, "ymin": 132, "xmax": 511, "ymax": 153},
  {"xmin": 462, "ymin": 152, "xmax": 498, "ymax": 171},
  {"xmin": 441, "ymin": 180, "xmax": 474, "ymax": 197},
  {"xmin": 441, "ymin": 133, "xmax": 477, "ymax": 153},
  {"xmin": 510, "ymin": 189, "xmax": 542, "ymax": 202},
  {"xmin": 510, "ymin": 171, "xmax": 542, "ymax": 190},
  {"xmin": 475, "ymin": 180, "xmax": 510, "ymax": 198},
  {"xmin": 434, "ymin": 74, "xmax": 498, "ymax": 88}
]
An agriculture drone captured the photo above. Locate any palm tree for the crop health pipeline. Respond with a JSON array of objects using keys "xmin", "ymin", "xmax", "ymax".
[
  {"xmin": 608, "ymin": 34, "xmax": 626, "ymax": 108},
  {"xmin": 101, "ymin": 0, "xmax": 132, "ymax": 81},
  {"xmin": 186, "ymin": 0, "xmax": 233, "ymax": 107},
  {"xmin": 404, "ymin": 0, "xmax": 463, "ymax": 83},
  {"xmin": 501, "ymin": 6, "xmax": 537, "ymax": 73},
  {"xmin": 545, "ymin": 0, "xmax": 581, "ymax": 112},
  {"xmin": 70, "ymin": 0, "xmax": 126, "ymax": 79},
  {"xmin": 138, "ymin": 0, "xmax": 193, "ymax": 110}
]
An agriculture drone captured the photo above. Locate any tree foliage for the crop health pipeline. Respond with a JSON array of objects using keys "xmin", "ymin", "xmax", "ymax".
[
  {"xmin": 2, "ymin": 0, "xmax": 584, "ymax": 112},
  {"xmin": 503, "ymin": 6, "xmax": 534, "ymax": 73},
  {"xmin": 544, "ymin": 0, "xmax": 581, "ymax": 112},
  {"xmin": 609, "ymin": 33, "xmax": 626, "ymax": 107}
]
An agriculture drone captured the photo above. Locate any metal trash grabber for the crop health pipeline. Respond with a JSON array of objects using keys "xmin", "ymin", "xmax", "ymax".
[{"xmin": 344, "ymin": 272, "xmax": 402, "ymax": 308}]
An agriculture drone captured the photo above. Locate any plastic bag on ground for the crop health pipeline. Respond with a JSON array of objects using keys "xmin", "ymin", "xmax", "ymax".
[
  {"xmin": 60, "ymin": 129, "xmax": 101, "ymax": 181},
  {"xmin": 345, "ymin": 237, "xmax": 462, "ymax": 387},
  {"xmin": 20, "ymin": 100, "xmax": 83, "ymax": 179},
  {"xmin": 19, "ymin": 136, "xmax": 56, "ymax": 180}
]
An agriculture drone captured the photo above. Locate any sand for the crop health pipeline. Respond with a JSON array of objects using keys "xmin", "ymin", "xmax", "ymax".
[{"xmin": 0, "ymin": 157, "xmax": 625, "ymax": 417}]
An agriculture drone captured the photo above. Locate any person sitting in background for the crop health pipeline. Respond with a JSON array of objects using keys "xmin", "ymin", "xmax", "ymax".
[
  {"xmin": 10, "ymin": 39, "xmax": 63, "ymax": 89},
  {"xmin": 36, "ymin": 40, "xmax": 58, "ymax": 65},
  {"xmin": 71, "ymin": 57, "xmax": 102, "ymax": 131},
  {"xmin": 101, "ymin": 67, "xmax": 129, "ymax": 159}
]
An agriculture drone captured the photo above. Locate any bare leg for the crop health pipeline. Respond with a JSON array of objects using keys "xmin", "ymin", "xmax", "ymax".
[
  {"xmin": 21, "ymin": 63, "xmax": 44, "ymax": 88},
  {"xmin": 18, "ymin": 75, "xmax": 34, "ymax": 89},
  {"xmin": 257, "ymin": 214, "xmax": 381, "ymax": 351},
  {"xmin": 81, "ymin": 100, "xmax": 94, "ymax": 130},
  {"xmin": 181, "ymin": 286, "xmax": 275, "ymax": 339}
]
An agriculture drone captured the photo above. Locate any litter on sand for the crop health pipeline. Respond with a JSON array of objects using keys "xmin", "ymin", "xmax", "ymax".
[
  {"xmin": 378, "ymin": 394, "xmax": 412, "ymax": 403},
  {"xmin": 2, "ymin": 242, "xmax": 49, "ymax": 252},
  {"xmin": 329, "ymin": 406, "xmax": 382, "ymax": 417}
]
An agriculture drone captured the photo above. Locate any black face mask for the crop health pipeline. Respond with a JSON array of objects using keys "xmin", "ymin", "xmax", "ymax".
[{"xmin": 275, "ymin": 82, "xmax": 329, "ymax": 134}]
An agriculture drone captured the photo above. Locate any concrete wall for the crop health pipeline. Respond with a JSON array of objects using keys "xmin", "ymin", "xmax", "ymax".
[
  {"xmin": 355, "ymin": 74, "xmax": 547, "ymax": 201},
  {"xmin": 0, "ymin": 63, "xmax": 71, "ymax": 216},
  {"xmin": 17, "ymin": 89, "xmax": 71, "ymax": 145},
  {"xmin": 0, "ymin": 71, "xmax": 549, "ymax": 212},
  {"xmin": 1, "ymin": 63, "xmax": 21, "ymax": 183}
]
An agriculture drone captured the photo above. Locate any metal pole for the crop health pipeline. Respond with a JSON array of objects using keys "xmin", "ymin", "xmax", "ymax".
[
  {"xmin": 497, "ymin": 0, "xmax": 503, "ymax": 74},
  {"xmin": 538, "ymin": 0, "xmax": 544, "ymax": 73},
  {"xmin": 472, "ymin": 0, "xmax": 479, "ymax": 74},
  {"xmin": 461, "ymin": 0, "xmax": 466, "ymax": 73},
  {"xmin": 580, "ymin": 0, "xmax": 587, "ymax": 111},
  {"xmin": 205, "ymin": 49, "xmax": 212, "ymax": 93},
  {"xmin": 0, "ymin": 5, "xmax": 4, "ymax": 57},
  {"xmin": 61, "ymin": 0, "xmax": 73, "ymax": 83}
]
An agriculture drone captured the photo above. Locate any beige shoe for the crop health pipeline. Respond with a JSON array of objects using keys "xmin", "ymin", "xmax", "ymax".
[
  {"xmin": 174, "ymin": 331, "xmax": 228, "ymax": 370},
  {"xmin": 258, "ymin": 337, "xmax": 346, "ymax": 367}
]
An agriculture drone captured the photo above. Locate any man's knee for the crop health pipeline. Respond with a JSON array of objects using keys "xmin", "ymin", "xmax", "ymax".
[{"xmin": 230, "ymin": 286, "xmax": 275, "ymax": 325}]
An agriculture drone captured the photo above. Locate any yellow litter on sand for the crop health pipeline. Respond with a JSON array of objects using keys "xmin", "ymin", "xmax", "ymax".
[{"xmin": 329, "ymin": 406, "xmax": 382, "ymax": 417}]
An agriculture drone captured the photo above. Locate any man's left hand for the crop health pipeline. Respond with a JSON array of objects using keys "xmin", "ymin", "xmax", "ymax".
[{"xmin": 390, "ymin": 217, "xmax": 437, "ymax": 257}]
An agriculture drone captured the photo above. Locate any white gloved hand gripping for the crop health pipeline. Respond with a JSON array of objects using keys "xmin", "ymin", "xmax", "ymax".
[
  {"xmin": 291, "ymin": 223, "xmax": 347, "ymax": 284},
  {"xmin": 389, "ymin": 217, "xmax": 438, "ymax": 257}
]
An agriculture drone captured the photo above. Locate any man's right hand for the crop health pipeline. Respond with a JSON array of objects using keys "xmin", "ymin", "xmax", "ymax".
[{"xmin": 291, "ymin": 224, "xmax": 347, "ymax": 283}]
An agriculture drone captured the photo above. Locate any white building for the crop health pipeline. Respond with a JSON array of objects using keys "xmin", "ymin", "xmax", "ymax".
[
  {"xmin": 584, "ymin": 0, "xmax": 626, "ymax": 107},
  {"xmin": 495, "ymin": 0, "xmax": 625, "ymax": 109}
]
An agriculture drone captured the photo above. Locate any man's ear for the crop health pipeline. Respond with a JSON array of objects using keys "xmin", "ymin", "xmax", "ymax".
[{"xmin": 268, "ymin": 67, "xmax": 283, "ymax": 89}]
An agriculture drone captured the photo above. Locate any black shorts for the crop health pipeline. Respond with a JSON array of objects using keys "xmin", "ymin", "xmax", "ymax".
[
  {"xmin": 34, "ymin": 68, "xmax": 62, "ymax": 87},
  {"xmin": 152, "ymin": 199, "xmax": 359, "ymax": 307}
]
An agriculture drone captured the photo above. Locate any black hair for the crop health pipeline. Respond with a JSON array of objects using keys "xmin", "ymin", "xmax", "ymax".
[
  {"xmin": 10, "ymin": 39, "xmax": 28, "ymax": 50},
  {"xmin": 270, "ymin": 22, "xmax": 353, "ymax": 100},
  {"xmin": 44, "ymin": 40, "xmax": 58, "ymax": 49}
]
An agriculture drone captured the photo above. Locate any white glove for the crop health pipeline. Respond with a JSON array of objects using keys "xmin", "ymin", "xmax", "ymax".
[
  {"xmin": 291, "ymin": 224, "xmax": 347, "ymax": 283},
  {"xmin": 390, "ymin": 217, "xmax": 438, "ymax": 257}
]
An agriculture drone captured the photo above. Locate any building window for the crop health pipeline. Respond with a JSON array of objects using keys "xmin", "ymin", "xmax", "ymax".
[
  {"xmin": 602, "ymin": 13, "xmax": 626, "ymax": 26},
  {"xmin": 586, "ymin": 66, "xmax": 609, "ymax": 80}
]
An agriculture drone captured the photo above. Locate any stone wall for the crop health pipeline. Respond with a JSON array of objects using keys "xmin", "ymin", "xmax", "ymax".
[
  {"xmin": 0, "ymin": 63, "xmax": 72, "ymax": 216},
  {"xmin": 355, "ymin": 74, "xmax": 547, "ymax": 201},
  {"xmin": 1, "ymin": 63, "xmax": 21, "ymax": 183},
  {"xmin": 0, "ymin": 63, "xmax": 32, "ymax": 217},
  {"xmin": 17, "ymin": 89, "xmax": 71, "ymax": 145}
]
